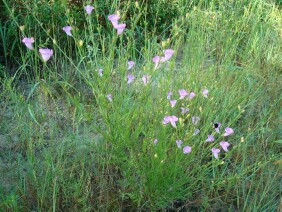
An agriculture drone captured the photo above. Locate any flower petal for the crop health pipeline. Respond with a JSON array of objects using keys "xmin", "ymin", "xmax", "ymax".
[
  {"xmin": 170, "ymin": 100, "xmax": 177, "ymax": 108},
  {"xmin": 220, "ymin": 141, "xmax": 230, "ymax": 152},
  {"xmin": 176, "ymin": 140, "xmax": 183, "ymax": 148},
  {"xmin": 206, "ymin": 135, "xmax": 215, "ymax": 142},
  {"xmin": 211, "ymin": 148, "xmax": 220, "ymax": 159},
  {"xmin": 183, "ymin": 146, "xmax": 192, "ymax": 154},
  {"xmin": 85, "ymin": 5, "xmax": 94, "ymax": 15},
  {"xmin": 223, "ymin": 127, "xmax": 234, "ymax": 136},
  {"xmin": 62, "ymin": 26, "xmax": 72, "ymax": 36},
  {"xmin": 39, "ymin": 48, "xmax": 53, "ymax": 62},
  {"xmin": 202, "ymin": 89, "xmax": 209, "ymax": 98}
]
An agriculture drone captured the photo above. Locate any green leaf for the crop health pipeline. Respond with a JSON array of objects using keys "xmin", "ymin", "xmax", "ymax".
[{"xmin": 273, "ymin": 140, "xmax": 282, "ymax": 144}]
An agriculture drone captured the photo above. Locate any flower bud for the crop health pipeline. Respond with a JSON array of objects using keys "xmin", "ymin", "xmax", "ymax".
[
  {"xmin": 19, "ymin": 25, "xmax": 25, "ymax": 32},
  {"xmin": 135, "ymin": 1, "xmax": 139, "ymax": 8}
]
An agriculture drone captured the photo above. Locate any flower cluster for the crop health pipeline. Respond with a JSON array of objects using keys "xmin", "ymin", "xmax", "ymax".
[
  {"xmin": 159, "ymin": 88, "xmax": 234, "ymax": 159},
  {"xmin": 108, "ymin": 13, "xmax": 126, "ymax": 35},
  {"xmin": 105, "ymin": 51, "xmax": 175, "ymax": 101},
  {"xmin": 21, "ymin": 5, "xmax": 128, "ymax": 62},
  {"xmin": 204, "ymin": 122, "xmax": 233, "ymax": 159},
  {"xmin": 21, "ymin": 5, "xmax": 235, "ymax": 162},
  {"xmin": 22, "ymin": 37, "xmax": 53, "ymax": 62},
  {"xmin": 153, "ymin": 49, "xmax": 174, "ymax": 69}
]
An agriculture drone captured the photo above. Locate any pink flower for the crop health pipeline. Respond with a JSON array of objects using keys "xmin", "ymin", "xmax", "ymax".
[
  {"xmin": 153, "ymin": 139, "xmax": 158, "ymax": 144},
  {"xmin": 167, "ymin": 91, "xmax": 172, "ymax": 100},
  {"xmin": 162, "ymin": 116, "xmax": 178, "ymax": 128},
  {"xmin": 176, "ymin": 140, "xmax": 183, "ymax": 148},
  {"xmin": 160, "ymin": 49, "xmax": 174, "ymax": 62},
  {"xmin": 22, "ymin": 37, "xmax": 34, "ymax": 50},
  {"xmin": 170, "ymin": 99, "xmax": 177, "ymax": 108},
  {"xmin": 128, "ymin": 61, "xmax": 135, "ymax": 70},
  {"xmin": 153, "ymin": 55, "xmax": 161, "ymax": 64},
  {"xmin": 189, "ymin": 92, "xmax": 196, "ymax": 99},
  {"xmin": 178, "ymin": 89, "xmax": 188, "ymax": 99},
  {"xmin": 84, "ymin": 5, "xmax": 94, "ymax": 15},
  {"xmin": 206, "ymin": 135, "xmax": 215, "ymax": 142},
  {"xmin": 193, "ymin": 129, "xmax": 200, "ymax": 135},
  {"xmin": 39, "ymin": 48, "xmax": 53, "ymax": 62},
  {"xmin": 114, "ymin": 23, "xmax": 126, "ymax": 35},
  {"xmin": 108, "ymin": 14, "xmax": 120, "ymax": 26},
  {"xmin": 223, "ymin": 127, "xmax": 234, "ymax": 136},
  {"xmin": 192, "ymin": 116, "xmax": 200, "ymax": 125},
  {"xmin": 202, "ymin": 89, "xmax": 209, "ymax": 98},
  {"xmin": 98, "ymin": 69, "xmax": 103, "ymax": 76},
  {"xmin": 181, "ymin": 107, "xmax": 189, "ymax": 114},
  {"xmin": 214, "ymin": 122, "xmax": 221, "ymax": 133},
  {"xmin": 183, "ymin": 146, "xmax": 192, "ymax": 154},
  {"xmin": 212, "ymin": 148, "xmax": 220, "ymax": 159},
  {"xmin": 62, "ymin": 26, "xmax": 72, "ymax": 36},
  {"xmin": 127, "ymin": 75, "xmax": 135, "ymax": 84},
  {"xmin": 106, "ymin": 94, "xmax": 112, "ymax": 102},
  {"xmin": 220, "ymin": 141, "xmax": 230, "ymax": 152},
  {"xmin": 142, "ymin": 74, "xmax": 149, "ymax": 85}
]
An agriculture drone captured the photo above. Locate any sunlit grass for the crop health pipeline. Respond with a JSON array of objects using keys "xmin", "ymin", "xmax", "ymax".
[{"xmin": 0, "ymin": 0, "xmax": 281, "ymax": 211}]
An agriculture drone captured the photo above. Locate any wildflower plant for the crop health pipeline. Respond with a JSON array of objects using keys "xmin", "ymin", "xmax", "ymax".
[{"xmin": 1, "ymin": 0, "xmax": 281, "ymax": 211}]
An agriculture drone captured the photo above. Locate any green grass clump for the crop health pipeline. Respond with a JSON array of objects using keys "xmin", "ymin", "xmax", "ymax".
[{"xmin": 0, "ymin": 0, "xmax": 281, "ymax": 211}]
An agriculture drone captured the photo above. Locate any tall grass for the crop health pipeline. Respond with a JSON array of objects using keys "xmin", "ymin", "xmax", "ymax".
[{"xmin": 0, "ymin": 0, "xmax": 281, "ymax": 211}]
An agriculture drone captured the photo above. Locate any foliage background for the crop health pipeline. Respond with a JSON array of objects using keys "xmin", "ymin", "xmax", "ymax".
[{"xmin": 0, "ymin": 0, "xmax": 281, "ymax": 211}]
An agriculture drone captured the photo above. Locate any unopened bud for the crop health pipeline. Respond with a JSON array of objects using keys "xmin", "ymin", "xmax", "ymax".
[
  {"xmin": 19, "ymin": 25, "xmax": 25, "ymax": 32},
  {"xmin": 78, "ymin": 40, "xmax": 83, "ymax": 47},
  {"xmin": 135, "ymin": 1, "xmax": 139, "ymax": 8}
]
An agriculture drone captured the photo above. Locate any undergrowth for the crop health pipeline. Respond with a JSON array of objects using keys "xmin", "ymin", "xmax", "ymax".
[{"xmin": 0, "ymin": 0, "xmax": 281, "ymax": 211}]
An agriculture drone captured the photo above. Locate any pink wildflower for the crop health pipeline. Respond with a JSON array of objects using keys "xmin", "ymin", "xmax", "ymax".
[
  {"xmin": 98, "ymin": 69, "xmax": 103, "ymax": 77},
  {"xmin": 142, "ymin": 74, "xmax": 149, "ymax": 85},
  {"xmin": 176, "ymin": 140, "xmax": 183, "ymax": 148},
  {"xmin": 220, "ymin": 141, "xmax": 230, "ymax": 152},
  {"xmin": 127, "ymin": 75, "xmax": 135, "ymax": 84},
  {"xmin": 153, "ymin": 55, "xmax": 161, "ymax": 64},
  {"xmin": 160, "ymin": 49, "xmax": 174, "ymax": 62},
  {"xmin": 183, "ymin": 146, "xmax": 192, "ymax": 154},
  {"xmin": 189, "ymin": 92, "xmax": 196, "ymax": 99},
  {"xmin": 167, "ymin": 91, "xmax": 173, "ymax": 100},
  {"xmin": 178, "ymin": 89, "xmax": 188, "ymax": 99},
  {"xmin": 114, "ymin": 23, "xmax": 126, "ymax": 35},
  {"xmin": 170, "ymin": 99, "xmax": 177, "ymax": 108},
  {"xmin": 128, "ymin": 61, "xmax": 135, "ymax": 70},
  {"xmin": 84, "ymin": 5, "xmax": 94, "ymax": 15},
  {"xmin": 206, "ymin": 135, "xmax": 215, "ymax": 142},
  {"xmin": 181, "ymin": 107, "xmax": 189, "ymax": 114},
  {"xmin": 108, "ymin": 14, "xmax": 120, "ymax": 26},
  {"xmin": 39, "ymin": 48, "xmax": 53, "ymax": 62},
  {"xmin": 212, "ymin": 148, "xmax": 220, "ymax": 159},
  {"xmin": 202, "ymin": 89, "xmax": 209, "ymax": 98},
  {"xmin": 22, "ymin": 37, "xmax": 34, "ymax": 50},
  {"xmin": 62, "ymin": 26, "xmax": 72, "ymax": 36},
  {"xmin": 223, "ymin": 128, "xmax": 234, "ymax": 136},
  {"xmin": 162, "ymin": 116, "xmax": 178, "ymax": 128}
]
